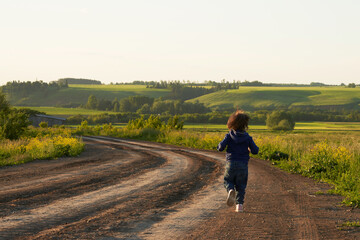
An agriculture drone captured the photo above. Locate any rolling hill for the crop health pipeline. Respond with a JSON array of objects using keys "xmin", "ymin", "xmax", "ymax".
[
  {"xmin": 8, "ymin": 84, "xmax": 170, "ymax": 106},
  {"xmin": 7, "ymin": 84, "xmax": 360, "ymax": 112},
  {"xmin": 187, "ymin": 87, "xmax": 360, "ymax": 110}
]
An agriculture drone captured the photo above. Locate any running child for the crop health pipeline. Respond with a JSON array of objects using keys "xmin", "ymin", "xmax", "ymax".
[{"xmin": 217, "ymin": 110, "xmax": 259, "ymax": 212}]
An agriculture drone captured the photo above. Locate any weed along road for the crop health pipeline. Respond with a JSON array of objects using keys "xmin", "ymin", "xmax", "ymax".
[{"xmin": 0, "ymin": 137, "xmax": 359, "ymax": 239}]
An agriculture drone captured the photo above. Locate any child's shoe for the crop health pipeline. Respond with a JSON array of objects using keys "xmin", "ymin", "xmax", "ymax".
[
  {"xmin": 235, "ymin": 204, "xmax": 243, "ymax": 212},
  {"xmin": 226, "ymin": 189, "xmax": 235, "ymax": 206}
]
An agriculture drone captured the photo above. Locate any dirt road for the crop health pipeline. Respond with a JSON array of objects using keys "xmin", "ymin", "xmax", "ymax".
[{"xmin": 0, "ymin": 136, "xmax": 359, "ymax": 239}]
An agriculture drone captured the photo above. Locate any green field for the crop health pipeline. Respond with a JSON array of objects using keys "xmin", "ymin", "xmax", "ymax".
[
  {"xmin": 184, "ymin": 122, "xmax": 360, "ymax": 131},
  {"xmin": 188, "ymin": 87, "xmax": 360, "ymax": 110},
  {"xmin": 10, "ymin": 84, "xmax": 170, "ymax": 106},
  {"xmin": 9, "ymin": 85, "xmax": 360, "ymax": 110},
  {"xmin": 16, "ymin": 106, "xmax": 112, "ymax": 117}
]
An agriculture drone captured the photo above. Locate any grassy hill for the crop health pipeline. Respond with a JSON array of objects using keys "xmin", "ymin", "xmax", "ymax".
[
  {"xmin": 188, "ymin": 87, "xmax": 360, "ymax": 110},
  {"xmin": 8, "ymin": 84, "xmax": 170, "ymax": 106},
  {"xmin": 8, "ymin": 84, "xmax": 360, "ymax": 112}
]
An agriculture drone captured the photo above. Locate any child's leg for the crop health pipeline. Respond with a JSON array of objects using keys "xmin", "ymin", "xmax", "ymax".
[
  {"xmin": 234, "ymin": 168, "xmax": 248, "ymax": 204},
  {"xmin": 223, "ymin": 162, "xmax": 235, "ymax": 192}
]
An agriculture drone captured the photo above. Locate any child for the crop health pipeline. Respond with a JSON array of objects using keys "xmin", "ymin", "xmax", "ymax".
[{"xmin": 217, "ymin": 110, "xmax": 259, "ymax": 212}]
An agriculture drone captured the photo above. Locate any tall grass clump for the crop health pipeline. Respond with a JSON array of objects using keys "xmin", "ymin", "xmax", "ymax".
[
  {"xmin": 252, "ymin": 131, "xmax": 360, "ymax": 207},
  {"xmin": 77, "ymin": 115, "xmax": 184, "ymax": 141},
  {"xmin": 0, "ymin": 126, "xmax": 85, "ymax": 167}
]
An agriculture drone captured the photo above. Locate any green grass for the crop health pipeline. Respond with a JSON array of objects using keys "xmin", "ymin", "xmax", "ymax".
[
  {"xmin": 10, "ymin": 84, "xmax": 171, "ymax": 106},
  {"xmin": 0, "ymin": 127, "xmax": 84, "ymax": 167},
  {"xmin": 16, "ymin": 106, "xmax": 112, "ymax": 117},
  {"xmin": 183, "ymin": 122, "xmax": 360, "ymax": 131},
  {"xmin": 340, "ymin": 221, "xmax": 360, "ymax": 228},
  {"xmin": 188, "ymin": 87, "xmax": 360, "ymax": 110},
  {"xmin": 10, "ymin": 85, "xmax": 360, "ymax": 110}
]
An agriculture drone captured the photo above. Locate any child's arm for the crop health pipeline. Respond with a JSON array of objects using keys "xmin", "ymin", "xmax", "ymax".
[
  {"xmin": 249, "ymin": 137, "xmax": 259, "ymax": 154},
  {"xmin": 217, "ymin": 134, "xmax": 230, "ymax": 152}
]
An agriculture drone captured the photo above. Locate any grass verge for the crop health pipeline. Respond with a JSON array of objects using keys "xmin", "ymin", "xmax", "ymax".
[{"xmin": 0, "ymin": 127, "xmax": 84, "ymax": 167}]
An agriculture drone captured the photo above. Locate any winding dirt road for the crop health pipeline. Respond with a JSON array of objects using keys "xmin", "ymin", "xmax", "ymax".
[{"xmin": 0, "ymin": 136, "xmax": 359, "ymax": 239}]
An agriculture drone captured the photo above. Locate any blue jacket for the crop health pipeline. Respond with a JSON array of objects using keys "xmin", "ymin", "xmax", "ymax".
[{"xmin": 217, "ymin": 130, "xmax": 259, "ymax": 162}]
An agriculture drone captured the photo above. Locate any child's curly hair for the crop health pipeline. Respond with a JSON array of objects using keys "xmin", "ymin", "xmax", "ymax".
[{"xmin": 227, "ymin": 110, "xmax": 249, "ymax": 131}]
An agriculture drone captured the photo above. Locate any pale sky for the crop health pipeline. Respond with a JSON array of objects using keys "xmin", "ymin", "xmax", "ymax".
[{"xmin": 1, "ymin": 0, "xmax": 359, "ymax": 85}]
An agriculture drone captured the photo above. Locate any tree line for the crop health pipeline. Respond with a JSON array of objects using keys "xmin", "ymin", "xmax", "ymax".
[
  {"xmin": 1, "ymin": 80, "xmax": 68, "ymax": 99},
  {"xmin": 57, "ymin": 78, "xmax": 102, "ymax": 85},
  {"xmin": 83, "ymin": 95, "xmax": 211, "ymax": 114},
  {"xmin": 118, "ymin": 80, "xmax": 358, "ymax": 89},
  {"xmin": 66, "ymin": 108, "xmax": 360, "ymax": 125}
]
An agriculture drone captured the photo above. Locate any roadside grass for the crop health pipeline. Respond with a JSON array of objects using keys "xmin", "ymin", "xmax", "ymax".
[
  {"xmin": 250, "ymin": 131, "xmax": 360, "ymax": 208},
  {"xmin": 338, "ymin": 221, "xmax": 360, "ymax": 231},
  {"xmin": 188, "ymin": 86, "xmax": 360, "ymax": 110},
  {"xmin": 341, "ymin": 221, "xmax": 360, "ymax": 228},
  {"xmin": 0, "ymin": 127, "xmax": 84, "ymax": 167}
]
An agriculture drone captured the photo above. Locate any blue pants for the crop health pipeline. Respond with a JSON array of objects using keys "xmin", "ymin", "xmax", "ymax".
[{"xmin": 224, "ymin": 161, "xmax": 248, "ymax": 204}]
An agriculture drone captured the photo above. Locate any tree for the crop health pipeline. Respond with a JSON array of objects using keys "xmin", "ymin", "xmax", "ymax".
[
  {"xmin": 0, "ymin": 93, "xmax": 10, "ymax": 114},
  {"xmin": 348, "ymin": 83, "xmax": 356, "ymax": 88},
  {"xmin": 86, "ymin": 95, "xmax": 99, "ymax": 109},
  {"xmin": 266, "ymin": 111, "xmax": 295, "ymax": 131},
  {"xmin": 137, "ymin": 103, "xmax": 151, "ymax": 114},
  {"xmin": 98, "ymin": 99, "xmax": 112, "ymax": 110},
  {"xmin": 119, "ymin": 98, "xmax": 132, "ymax": 112},
  {"xmin": 0, "ymin": 109, "xmax": 30, "ymax": 140},
  {"xmin": 113, "ymin": 102, "xmax": 120, "ymax": 112}
]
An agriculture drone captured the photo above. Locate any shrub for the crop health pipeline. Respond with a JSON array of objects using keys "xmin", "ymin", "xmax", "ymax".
[
  {"xmin": 266, "ymin": 111, "xmax": 295, "ymax": 131},
  {"xmin": 301, "ymin": 141, "xmax": 351, "ymax": 181},
  {"xmin": 0, "ymin": 134, "xmax": 84, "ymax": 167},
  {"xmin": 0, "ymin": 111, "xmax": 30, "ymax": 140},
  {"xmin": 167, "ymin": 115, "xmax": 184, "ymax": 130},
  {"xmin": 39, "ymin": 121, "xmax": 48, "ymax": 128},
  {"xmin": 126, "ymin": 115, "xmax": 164, "ymax": 130}
]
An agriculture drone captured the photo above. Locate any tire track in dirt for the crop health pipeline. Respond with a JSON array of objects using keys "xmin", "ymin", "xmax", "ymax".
[
  {"xmin": 0, "ymin": 137, "xmax": 221, "ymax": 239},
  {"xmin": 0, "ymin": 141, "xmax": 166, "ymax": 219},
  {"xmin": 1, "ymin": 137, "xmax": 359, "ymax": 239},
  {"xmin": 26, "ymin": 137, "xmax": 222, "ymax": 240}
]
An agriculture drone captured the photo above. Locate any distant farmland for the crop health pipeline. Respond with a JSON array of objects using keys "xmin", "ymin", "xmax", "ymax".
[
  {"xmin": 188, "ymin": 87, "xmax": 360, "ymax": 110},
  {"xmin": 8, "ymin": 84, "xmax": 360, "ymax": 111},
  {"xmin": 8, "ymin": 84, "xmax": 170, "ymax": 106}
]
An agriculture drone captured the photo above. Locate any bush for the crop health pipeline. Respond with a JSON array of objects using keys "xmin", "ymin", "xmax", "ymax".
[
  {"xmin": 0, "ymin": 111, "xmax": 30, "ymax": 140},
  {"xmin": 39, "ymin": 121, "xmax": 48, "ymax": 128},
  {"xmin": 266, "ymin": 111, "xmax": 295, "ymax": 131},
  {"xmin": 0, "ymin": 134, "xmax": 85, "ymax": 166}
]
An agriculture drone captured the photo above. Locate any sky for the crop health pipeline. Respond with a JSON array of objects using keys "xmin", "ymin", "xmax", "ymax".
[{"xmin": 1, "ymin": 0, "xmax": 359, "ymax": 85}]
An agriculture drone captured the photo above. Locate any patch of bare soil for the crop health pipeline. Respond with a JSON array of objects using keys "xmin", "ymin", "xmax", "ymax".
[{"xmin": 0, "ymin": 136, "xmax": 358, "ymax": 240}]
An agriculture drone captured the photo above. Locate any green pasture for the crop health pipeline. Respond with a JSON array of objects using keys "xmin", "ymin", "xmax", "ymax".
[
  {"xmin": 183, "ymin": 122, "xmax": 360, "ymax": 131},
  {"xmin": 16, "ymin": 106, "xmax": 111, "ymax": 117},
  {"xmin": 10, "ymin": 84, "xmax": 170, "ymax": 106},
  {"xmin": 188, "ymin": 87, "xmax": 360, "ymax": 110}
]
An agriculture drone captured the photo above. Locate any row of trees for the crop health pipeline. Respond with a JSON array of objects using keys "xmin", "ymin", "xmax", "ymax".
[
  {"xmin": 66, "ymin": 108, "xmax": 360, "ymax": 127},
  {"xmin": 2, "ymin": 81, "xmax": 68, "ymax": 99},
  {"xmin": 57, "ymin": 78, "xmax": 102, "ymax": 85},
  {"xmin": 84, "ymin": 95, "xmax": 211, "ymax": 114}
]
